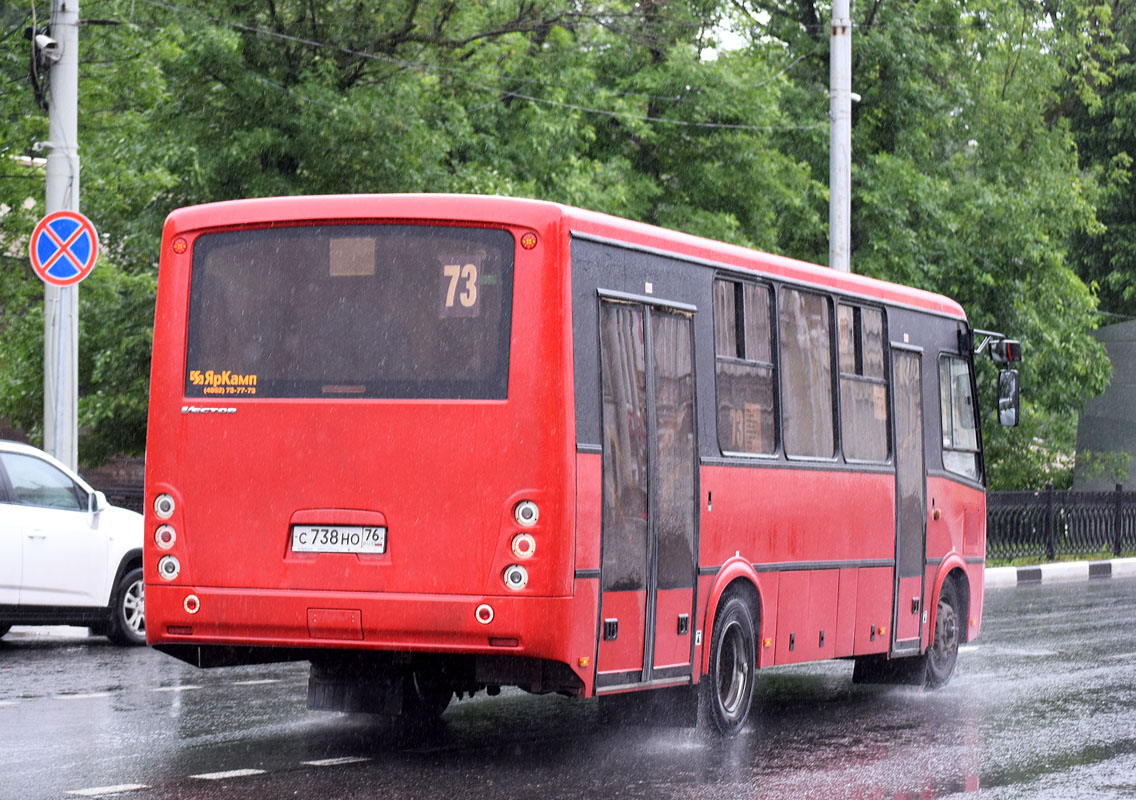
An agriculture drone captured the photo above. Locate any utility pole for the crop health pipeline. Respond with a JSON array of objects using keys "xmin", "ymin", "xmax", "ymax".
[
  {"xmin": 43, "ymin": 0, "xmax": 81, "ymax": 469},
  {"xmin": 829, "ymin": 0, "xmax": 852, "ymax": 273}
]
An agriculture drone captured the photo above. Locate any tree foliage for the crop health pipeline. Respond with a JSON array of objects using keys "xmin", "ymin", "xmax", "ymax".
[{"xmin": 0, "ymin": 0, "xmax": 1123, "ymax": 487}]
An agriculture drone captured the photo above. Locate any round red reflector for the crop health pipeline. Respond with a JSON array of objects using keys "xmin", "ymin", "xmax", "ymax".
[
  {"xmin": 172, "ymin": 237, "xmax": 188, "ymax": 255},
  {"xmin": 155, "ymin": 524, "xmax": 176, "ymax": 550},
  {"xmin": 511, "ymin": 532, "xmax": 536, "ymax": 560},
  {"xmin": 475, "ymin": 603, "xmax": 494, "ymax": 624},
  {"xmin": 184, "ymin": 594, "xmax": 200, "ymax": 614},
  {"xmin": 520, "ymin": 232, "xmax": 538, "ymax": 250}
]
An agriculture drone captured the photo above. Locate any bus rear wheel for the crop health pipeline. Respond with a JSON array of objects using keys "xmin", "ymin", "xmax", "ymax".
[
  {"xmin": 401, "ymin": 669, "xmax": 452, "ymax": 725},
  {"xmin": 925, "ymin": 580, "xmax": 961, "ymax": 689},
  {"xmin": 703, "ymin": 594, "xmax": 756, "ymax": 735}
]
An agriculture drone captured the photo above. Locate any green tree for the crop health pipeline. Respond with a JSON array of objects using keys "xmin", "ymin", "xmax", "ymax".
[
  {"xmin": 733, "ymin": 0, "xmax": 1113, "ymax": 488},
  {"xmin": 1, "ymin": 2, "xmax": 170, "ymax": 459},
  {"xmin": 0, "ymin": 0, "xmax": 1120, "ymax": 488}
]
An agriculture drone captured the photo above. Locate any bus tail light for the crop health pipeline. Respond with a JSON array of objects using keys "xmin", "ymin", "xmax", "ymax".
[
  {"xmin": 155, "ymin": 525, "xmax": 177, "ymax": 550},
  {"xmin": 475, "ymin": 604, "xmax": 494, "ymax": 624},
  {"xmin": 502, "ymin": 564, "xmax": 528, "ymax": 591},
  {"xmin": 158, "ymin": 555, "xmax": 181, "ymax": 581},
  {"xmin": 183, "ymin": 594, "xmax": 200, "ymax": 614},
  {"xmin": 154, "ymin": 493, "xmax": 175, "ymax": 519},
  {"xmin": 511, "ymin": 533, "xmax": 535, "ymax": 559},
  {"xmin": 514, "ymin": 500, "xmax": 539, "ymax": 527}
]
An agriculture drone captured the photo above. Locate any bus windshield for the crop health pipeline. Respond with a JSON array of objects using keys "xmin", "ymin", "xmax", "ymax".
[{"xmin": 184, "ymin": 224, "xmax": 514, "ymax": 400}]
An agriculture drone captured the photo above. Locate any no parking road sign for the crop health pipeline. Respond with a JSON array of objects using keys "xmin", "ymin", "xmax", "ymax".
[{"xmin": 29, "ymin": 210, "xmax": 99, "ymax": 287}]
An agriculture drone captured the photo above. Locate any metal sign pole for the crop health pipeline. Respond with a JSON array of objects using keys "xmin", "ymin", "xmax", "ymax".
[{"xmin": 43, "ymin": 0, "xmax": 81, "ymax": 469}]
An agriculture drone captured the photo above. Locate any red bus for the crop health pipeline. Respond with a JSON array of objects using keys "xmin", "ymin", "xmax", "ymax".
[{"xmin": 145, "ymin": 194, "xmax": 1019, "ymax": 734}]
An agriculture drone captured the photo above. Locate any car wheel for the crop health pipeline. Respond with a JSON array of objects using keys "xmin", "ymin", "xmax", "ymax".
[
  {"xmin": 703, "ymin": 594, "xmax": 756, "ymax": 735},
  {"xmin": 108, "ymin": 567, "xmax": 146, "ymax": 646}
]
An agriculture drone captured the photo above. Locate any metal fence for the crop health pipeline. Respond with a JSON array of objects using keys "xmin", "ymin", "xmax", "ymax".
[
  {"xmin": 987, "ymin": 484, "xmax": 1136, "ymax": 561},
  {"xmin": 103, "ymin": 486, "xmax": 145, "ymax": 515}
]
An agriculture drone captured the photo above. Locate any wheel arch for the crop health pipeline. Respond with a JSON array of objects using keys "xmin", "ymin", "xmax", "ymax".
[
  {"xmin": 929, "ymin": 557, "xmax": 970, "ymax": 646},
  {"xmin": 700, "ymin": 558, "xmax": 763, "ymax": 677},
  {"xmin": 111, "ymin": 548, "xmax": 144, "ymax": 601}
]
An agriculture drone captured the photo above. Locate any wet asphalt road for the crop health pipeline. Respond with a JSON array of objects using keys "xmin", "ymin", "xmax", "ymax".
[{"xmin": 2, "ymin": 577, "xmax": 1135, "ymax": 800}]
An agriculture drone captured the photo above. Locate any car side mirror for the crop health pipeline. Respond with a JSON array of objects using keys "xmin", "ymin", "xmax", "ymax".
[
  {"xmin": 998, "ymin": 369, "xmax": 1020, "ymax": 427},
  {"xmin": 89, "ymin": 490, "xmax": 108, "ymax": 513}
]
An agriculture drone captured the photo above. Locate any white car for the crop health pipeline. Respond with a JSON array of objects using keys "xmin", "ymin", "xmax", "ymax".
[{"xmin": 0, "ymin": 440, "xmax": 145, "ymax": 645}]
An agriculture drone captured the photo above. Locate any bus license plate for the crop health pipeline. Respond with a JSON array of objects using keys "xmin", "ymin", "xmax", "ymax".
[{"xmin": 291, "ymin": 525, "xmax": 387, "ymax": 554}]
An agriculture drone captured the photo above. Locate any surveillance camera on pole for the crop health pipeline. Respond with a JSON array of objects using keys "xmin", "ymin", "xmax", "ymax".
[{"xmin": 34, "ymin": 33, "xmax": 62, "ymax": 63}]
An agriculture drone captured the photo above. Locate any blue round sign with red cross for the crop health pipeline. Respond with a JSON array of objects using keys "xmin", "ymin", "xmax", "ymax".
[{"xmin": 29, "ymin": 210, "xmax": 100, "ymax": 287}]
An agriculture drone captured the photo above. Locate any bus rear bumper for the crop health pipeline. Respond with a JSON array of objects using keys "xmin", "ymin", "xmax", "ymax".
[{"xmin": 145, "ymin": 583, "xmax": 595, "ymax": 689}]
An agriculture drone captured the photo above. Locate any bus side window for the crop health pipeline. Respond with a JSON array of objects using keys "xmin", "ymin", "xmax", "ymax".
[
  {"xmin": 837, "ymin": 304, "xmax": 889, "ymax": 461},
  {"xmin": 713, "ymin": 279, "xmax": 776, "ymax": 455},
  {"xmin": 779, "ymin": 288, "xmax": 835, "ymax": 458},
  {"xmin": 939, "ymin": 355, "xmax": 980, "ymax": 480}
]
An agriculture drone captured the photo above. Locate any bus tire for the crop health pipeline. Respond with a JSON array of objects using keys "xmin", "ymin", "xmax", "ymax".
[
  {"xmin": 399, "ymin": 670, "xmax": 452, "ymax": 725},
  {"xmin": 702, "ymin": 594, "xmax": 756, "ymax": 735},
  {"xmin": 107, "ymin": 567, "xmax": 146, "ymax": 646},
  {"xmin": 924, "ymin": 579, "xmax": 961, "ymax": 689},
  {"xmin": 0, "ymin": 625, "xmax": 9, "ymax": 639}
]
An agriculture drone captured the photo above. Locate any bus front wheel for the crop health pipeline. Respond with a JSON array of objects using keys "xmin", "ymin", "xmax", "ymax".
[
  {"xmin": 703, "ymin": 594, "xmax": 756, "ymax": 735},
  {"xmin": 925, "ymin": 580, "xmax": 961, "ymax": 689}
]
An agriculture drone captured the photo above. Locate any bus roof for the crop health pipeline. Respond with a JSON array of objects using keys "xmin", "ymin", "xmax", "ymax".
[{"xmin": 164, "ymin": 194, "xmax": 967, "ymax": 321}]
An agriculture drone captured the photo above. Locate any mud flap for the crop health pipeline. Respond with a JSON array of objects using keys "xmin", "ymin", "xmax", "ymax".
[
  {"xmin": 852, "ymin": 653, "xmax": 928, "ymax": 686},
  {"xmin": 598, "ymin": 684, "xmax": 698, "ymax": 727},
  {"xmin": 308, "ymin": 667, "xmax": 405, "ymax": 714}
]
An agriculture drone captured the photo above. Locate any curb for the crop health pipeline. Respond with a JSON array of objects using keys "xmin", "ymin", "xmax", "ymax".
[{"xmin": 985, "ymin": 557, "xmax": 1136, "ymax": 588}]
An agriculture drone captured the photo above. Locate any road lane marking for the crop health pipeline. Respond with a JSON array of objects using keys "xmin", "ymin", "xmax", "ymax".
[
  {"xmin": 152, "ymin": 685, "xmax": 204, "ymax": 693},
  {"xmin": 191, "ymin": 768, "xmax": 267, "ymax": 780},
  {"xmin": 66, "ymin": 784, "xmax": 149, "ymax": 796},
  {"xmin": 302, "ymin": 756, "xmax": 371, "ymax": 767},
  {"xmin": 232, "ymin": 679, "xmax": 282, "ymax": 686},
  {"xmin": 55, "ymin": 692, "xmax": 112, "ymax": 701}
]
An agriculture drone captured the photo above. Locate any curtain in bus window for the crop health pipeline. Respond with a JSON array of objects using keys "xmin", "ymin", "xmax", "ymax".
[
  {"xmin": 779, "ymin": 288, "xmax": 834, "ymax": 458},
  {"xmin": 743, "ymin": 283, "xmax": 772, "ymax": 363},
  {"xmin": 838, "ymin": 305, "xmax": 888, "ymax": 462},
  {"xmin": 939, "ymin": 356, "xmax": 979, "ymax": 480},
  {"xmin": 861, "ymin": 308, "xmax": 885, "ymax": 378},
  {"xmin": 600, "ymin": 304, "xmax": 649, "ymax": 593},
  {"xmin": 713, "ymin": 280, "xmax": 738, "ymax": 358},
  {"xmin": 653, "ymin": 311, "xmax": 695, "ymax": 590},
  {"xmin": 714, "ymin": 280, "xmax": 775, "ymax": 455},
  {"xmin": 841, "ymin": 380, "xmax": 889, "ymax": 461},
  {"xmin": 184, "ymin": 225, "xmax": 513, "ymax": 399}
]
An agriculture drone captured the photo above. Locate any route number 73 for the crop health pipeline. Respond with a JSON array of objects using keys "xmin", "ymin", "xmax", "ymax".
[{"xmin": 442, "ymin": 263, "xmax": 479, "ymax": 314}]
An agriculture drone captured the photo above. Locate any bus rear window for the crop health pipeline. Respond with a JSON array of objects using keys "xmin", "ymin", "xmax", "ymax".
[{"xmin": 184, "ymin": 225, "xmax": 514, "ymax": 399}]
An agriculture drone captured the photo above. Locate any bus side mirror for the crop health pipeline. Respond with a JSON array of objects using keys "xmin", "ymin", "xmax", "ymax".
[
  {"xmin": 990, "ymin": 339, "xmax": 1022, "ymax": 366},
  {"xmin": 998, "ymin": 369, "xmax": 1020, "ymax": 427}
]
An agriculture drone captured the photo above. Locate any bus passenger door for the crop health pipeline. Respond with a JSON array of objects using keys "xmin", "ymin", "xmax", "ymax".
[
  {"xmin": 596, "ymin": 298, "xmax": 698, "ymax": 691},
  {"xmin": 891, "ymin": 349, "xmax": 926, "ymax": 655}
]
